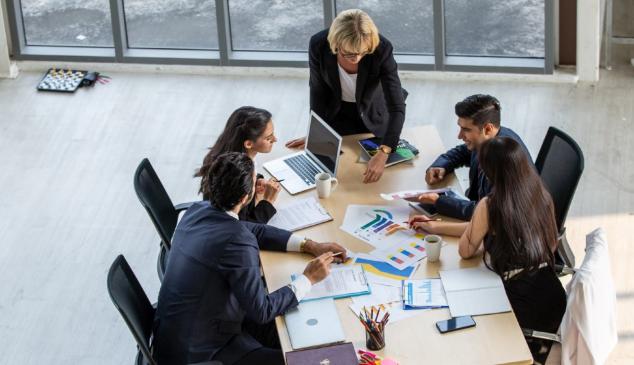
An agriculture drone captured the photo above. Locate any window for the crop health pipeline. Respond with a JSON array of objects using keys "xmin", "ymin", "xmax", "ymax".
[
  {"xmin": 20, "ymin": 0, "xmax": 114, "ymax": 47},
  {"xmin": 444, "ymin": 0, "xmax": 545, "ymax": 58},
  {"xmin": 8, "ymin": 0, "xmax": 552, "ymax": 73},
  {"xmin": 123, "ymin": 0, "xmax": 218, "ymax": 50},
  {"xmin": 228, "ymin": 0, "xmax": 323, "ymax": 52},
  {"xmin": 336, "ymin": 0, "xmax": 434, "ymax": 55}
]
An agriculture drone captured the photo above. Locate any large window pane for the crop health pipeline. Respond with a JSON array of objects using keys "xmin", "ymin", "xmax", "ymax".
[
  {"xmin": 228, "ymin": 0, "xmax": 323, "ymax": 52},
  {"xmin": 336, "ymin": 1, "xmax": 434, "ymax": 55},
  {"xmin": 21, "ymin": 0, "xmax": 113, "ymax": 47},
  {"xmin": 124, "ymin": 0, "xmax": 218, "ymax": 50},
  {"xmin": 445, "ymin": 0, "xmax": 545, "ymax": 58}
]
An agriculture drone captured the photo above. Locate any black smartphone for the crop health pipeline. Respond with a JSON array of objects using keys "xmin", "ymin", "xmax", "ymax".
[{"xmin": 436, "ymin": 316, "xmax": 476, "ymax": 334}]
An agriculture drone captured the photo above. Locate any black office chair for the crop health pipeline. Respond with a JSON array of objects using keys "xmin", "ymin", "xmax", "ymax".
[
  {"xmin": 134, "ymin": 158, "xmax": 194, "ymax": 281},
  {"xmin": 107, "ymin": 255, "xmax": 221, "ymax": 365},
  {"xmin": 535, "ymin": 127, "xmax": 584, "ymax": 274}
]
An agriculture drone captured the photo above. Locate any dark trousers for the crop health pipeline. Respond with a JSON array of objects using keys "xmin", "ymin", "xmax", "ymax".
[
  {"xmin": 214, "ymin": 320, "xmax": 284, "ymax": 365},
  {"xmin": 330, "ymin": 101, "xmax": 371, "ymax": 136}
]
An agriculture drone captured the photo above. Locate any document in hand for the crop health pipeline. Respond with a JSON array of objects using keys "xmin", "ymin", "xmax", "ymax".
[
  {"xmin": 292, "ymin": 265, "xmax": 371, "ymax": 302},
  {"xmin": 439, "ymin": 267, "xmax": 511, "ymax": 317},
  {"xmin": 402, "ymin": 278, "xmax": 448, "ymax": 310},
  {"xmin": 267, "ymin": 197, "xmax": 332, "ymax": 231}
]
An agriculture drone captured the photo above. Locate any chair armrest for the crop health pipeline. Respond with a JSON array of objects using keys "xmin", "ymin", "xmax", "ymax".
[
  {"xmin": 522, "ymin": 328, "xmax": 561, "ymax": 343},
  {"xmin": 174, "ymin": 201, "xmax": 196, "ymax": 212}
]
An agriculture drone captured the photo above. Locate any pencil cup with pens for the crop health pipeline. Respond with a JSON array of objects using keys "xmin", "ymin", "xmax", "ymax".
[{"xmin": 359, "ymin": 305, "xmax": 389, "ymax": 351}]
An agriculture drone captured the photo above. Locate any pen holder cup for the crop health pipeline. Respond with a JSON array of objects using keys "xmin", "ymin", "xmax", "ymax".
[{"xmin": 365, "ymin": 325, "xmax": 386, "ymax": 351}]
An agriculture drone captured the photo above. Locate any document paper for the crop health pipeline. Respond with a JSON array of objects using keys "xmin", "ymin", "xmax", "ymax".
[
  {"xmin": 268, "ymin": 197, "xmax": 332, "ymax": 231},
  {"xmin": 402, "ymin": 279, "xmax": 448, "ymax": 309},
  {"xmin": 293, "ymin": 265, "xmax": 371, "ymax": 302},
  {"xmin": 439, "ymin": 267, "xmax": 511, "ymax": 317}
]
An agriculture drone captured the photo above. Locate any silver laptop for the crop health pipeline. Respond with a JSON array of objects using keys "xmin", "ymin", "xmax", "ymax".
[
  {"xmin": 285, "ymin": 298, "xmax": 346, "ymax": 350},
  {"xmin": 263, "ymin": 111, "xmax": 342, "ymax": 195}
]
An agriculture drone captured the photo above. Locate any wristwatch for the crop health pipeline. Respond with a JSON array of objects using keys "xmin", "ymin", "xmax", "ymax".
[
  {"xmin": 300, "ymin": 237, "xmax": 310, "ymax": 253},
  {"xmin": 378, "ymin": 145, "xmax": 392, "ymax": 154}
]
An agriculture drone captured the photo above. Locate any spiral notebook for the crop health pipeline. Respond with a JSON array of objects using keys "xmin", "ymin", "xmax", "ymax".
[{"xmin": 268, "ymin": 197, "xmax": 332, "ymax": 231}]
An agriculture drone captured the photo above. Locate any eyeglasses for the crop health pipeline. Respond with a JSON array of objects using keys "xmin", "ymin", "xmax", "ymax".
[{"xmin": 338, "ymin": 50, "xmax": 368, "ymax": 60}]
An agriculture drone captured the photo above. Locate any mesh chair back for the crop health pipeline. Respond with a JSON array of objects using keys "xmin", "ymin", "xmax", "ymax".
[
  {"xmin": 535, "ymin": 127, "xmax": 584, "ymax": 232},
  {"xmin": 134, "ymin": 159, "xmax": 178, "ymax": 249},
  {"xmin": 107, "ymin": 255, "xmax": 157, "ymax": 365}
]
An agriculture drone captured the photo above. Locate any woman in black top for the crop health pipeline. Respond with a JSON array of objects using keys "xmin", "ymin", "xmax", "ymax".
[
  {"xmin": 286, "ymin": 9, "xmax": 407, "ymax": 184},
  {"xmin": 410, "ymin": 137, "xmax": 566, "ymax": 362},
  {"xmin": 195, "ymin": 106, "xmax": 280, "ymax": 223}
]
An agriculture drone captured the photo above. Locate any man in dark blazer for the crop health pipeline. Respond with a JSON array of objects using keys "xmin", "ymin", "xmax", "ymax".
[
  {"xmin": 286, "ymin": 9, "xmax": 407, "ymax": 184},
  {"xmin": 153, "ymin": 152, "xmax": 346, "ymax": 365},
  {"xmin": 416, "ymin": 94, "xmax": 533, "ymax": 221}
]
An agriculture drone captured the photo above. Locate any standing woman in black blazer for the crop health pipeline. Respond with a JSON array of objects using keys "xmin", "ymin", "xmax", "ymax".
[{"xmin": 286, "ymin": 9, "xmax": 407, "ymax": 183}]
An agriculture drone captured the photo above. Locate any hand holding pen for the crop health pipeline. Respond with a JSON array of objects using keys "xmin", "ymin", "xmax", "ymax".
[{"xmin": 405, "ymin": 215, "xmax": 442, "ymax": 233}]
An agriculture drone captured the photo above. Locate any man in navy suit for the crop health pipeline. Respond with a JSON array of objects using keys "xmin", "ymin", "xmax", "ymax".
[
  {"xmin": 153, "ymin": 152, "xmax": 347, "ymax": 365},
  {"xmin": 415, "ymin": 94, "xmax": 533, "ymax": 221}
]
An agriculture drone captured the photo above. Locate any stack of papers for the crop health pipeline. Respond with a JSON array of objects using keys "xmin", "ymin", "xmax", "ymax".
[
  {"xmin": 268, "ymin": 197, "xmax": 332, "ymax": 231},
  {"xmin": 293, "ymin": 265, "xmax": 370, "ymax": 302},
  {"xmin": 402, "ymin": 279, "xmax": 448, "ymax": 310},
  {"xmin": 439, "ymin": 267, "xmax": 511, "ymax": 317}
]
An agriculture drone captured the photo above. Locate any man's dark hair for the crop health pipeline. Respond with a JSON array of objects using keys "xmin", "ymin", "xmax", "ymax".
[
  {"xmin": 206, "ymin": 152, "xmax": 255, "ymax": 211},
  {"xmin": 455, "ymin": 94, "xmax": 501, "ymax": 128}
]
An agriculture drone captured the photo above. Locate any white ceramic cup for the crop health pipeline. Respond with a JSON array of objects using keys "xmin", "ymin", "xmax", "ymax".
[
  {"xmin": 315, "ymin": 172, "xmax": 338, "ymax": 198},
  {"xmin": 424, "ymin": 234, "xmax": 443, "ymax": 262}
]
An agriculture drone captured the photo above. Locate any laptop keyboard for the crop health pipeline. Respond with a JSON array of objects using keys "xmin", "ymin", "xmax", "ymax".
[{"xmin": 283, "ymin": 154, "xmax": 322, "ymax": 185}]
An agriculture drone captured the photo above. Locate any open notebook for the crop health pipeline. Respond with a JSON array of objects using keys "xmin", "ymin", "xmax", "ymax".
[
  {"xmin": 439, "ymin": 267, "xmax": 511, "ymax": 317},
  {"xmin": 267, "ymin": 197, "xmax": 332, "ymax": 232}
]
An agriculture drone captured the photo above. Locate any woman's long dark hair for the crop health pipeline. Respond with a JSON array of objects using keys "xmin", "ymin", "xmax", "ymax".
[
  {"xmin": 195, "ymin": 106, "xmax": 272, "ymax": 200},
  {"xmin": 478, "ymin": 137, "xmax": 558, "ymax": 277}
]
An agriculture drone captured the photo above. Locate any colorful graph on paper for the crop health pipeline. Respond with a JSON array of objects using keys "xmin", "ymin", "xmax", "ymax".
[
  {"xmin": 340, "ymin": 205, "xmax": 429, "ymax": 270},
  {"xmin": 370, "ymin": 237, "xmax": 429, "ymax": 270}
]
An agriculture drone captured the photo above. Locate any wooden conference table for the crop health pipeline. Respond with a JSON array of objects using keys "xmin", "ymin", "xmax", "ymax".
[{"xmin": 257, "ymin": 125, "xmax": 533, "ymax": 365}]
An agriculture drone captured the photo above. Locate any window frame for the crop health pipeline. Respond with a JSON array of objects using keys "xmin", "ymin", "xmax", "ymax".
[{"xmin": 5, "ymin": 0, "xmax": 554, "ymax": 73}]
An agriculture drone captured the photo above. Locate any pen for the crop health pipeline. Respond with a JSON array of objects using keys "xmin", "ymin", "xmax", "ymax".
[
  {"xmin": 272, "ymin": 178, "xmax": 285, "ymax": 182},
  {"xmin": 403, "ymin": 218, "xmax": 442, "ymax": 227},
  {"xmin": 308, "ymin": 251, "xmax": 343, "ymax": 263}
]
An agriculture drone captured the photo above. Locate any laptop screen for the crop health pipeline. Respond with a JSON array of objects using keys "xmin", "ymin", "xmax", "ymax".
[{"xmin": 306, "ymin": 113, "xmax": 341, "ymax": 175}]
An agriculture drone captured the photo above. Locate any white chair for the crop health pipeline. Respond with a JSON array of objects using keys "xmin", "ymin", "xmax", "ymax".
[{"xmin": 524, "ymin": 228, "xmax": 618, "ymax": 365}]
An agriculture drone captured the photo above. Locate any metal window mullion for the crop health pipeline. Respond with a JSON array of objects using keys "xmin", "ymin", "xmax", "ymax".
[
  {"xmin": 6, "ymin": 0, "xmax": 27, "ymax": 57},
  {"xmin": 544, "ymin": 0, "xmax": 554, "ymax": 74},
  {"xmin": 109, "ymin": 0, "xmax": 127, "ymax": 61},
  {"xmin": 215, "ymin": 0, "xmax": 231, "ymax": 65},
  {"xmin": 432, "ymin": 0, "xmax": 445, "ymax": 71},
  {"xmin": 323, "ymin": 0, "xmax": 336, "ymax": 28}
]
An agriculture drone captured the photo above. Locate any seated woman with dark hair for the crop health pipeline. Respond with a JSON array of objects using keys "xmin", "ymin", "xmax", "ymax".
[
  {"xmin": 410, "ymin": 137, "xmax": 566, "ymax": 361},
  {"xmin": 195, "ymin": 106, "xmax": 281, "ymax": 223}
]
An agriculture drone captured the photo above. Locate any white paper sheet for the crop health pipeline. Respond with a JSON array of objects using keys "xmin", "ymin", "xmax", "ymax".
[
  {"xmin": 402, "ymin": 279, "xmax": 448, "ymax": 309},
  {"xmin": 340, "ymin": 205, "xmax": 421, "ymax": 251},
  {"xmin": 352, "ymin": 282, "xmax": 402, "ymax": 307},
  {"xmin": 439, "ymin": 267, "xmax": 512, "ymax": 317},
  {"xmin": 295, "ymin": 265, "xmax": 370, "ymax": 302},
  {"xmin": 268, "ymin": 197, "xmax": 332, "ymax": 231}
]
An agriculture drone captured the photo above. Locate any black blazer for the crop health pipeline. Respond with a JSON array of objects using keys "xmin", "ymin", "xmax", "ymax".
[
  {"xmin": 430, "ymin": 127, "xmax": 534, "ymax": 220},
  {"xmin": 238, "ymin": 174, "xmax": 277, "ymax": 223},
  {"xmin": 309, "ymin": 29, "xmax": 406, "ymax": 149},
  {"xmin": 153, "ymin": 201, "xmax": 298, "ymax": 365}
]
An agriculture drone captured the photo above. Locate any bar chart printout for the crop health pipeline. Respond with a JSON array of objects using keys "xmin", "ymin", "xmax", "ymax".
[{"xmin": 340, "ymin": 205, "xmax": 428, "ymax": 269}]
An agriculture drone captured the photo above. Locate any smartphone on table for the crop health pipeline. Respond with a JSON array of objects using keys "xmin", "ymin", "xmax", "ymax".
[{"xmin": 436, "ymin": 316, "xmax": 476, "ymax": 334}]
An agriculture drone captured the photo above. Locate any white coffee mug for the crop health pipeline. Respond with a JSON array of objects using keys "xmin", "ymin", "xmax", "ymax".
[
  {"xmin": 424, "ymin": 234, "xmax": 443, "ymax": 262},
  {"xmin": 315, "ymin": 172, "xmax": 338, "ymax": 198}
]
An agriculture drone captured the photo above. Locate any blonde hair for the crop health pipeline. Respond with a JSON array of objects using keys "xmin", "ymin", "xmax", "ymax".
[{"xmin": 327, "ymin": 9, "xmax": 380, "ymax": 55}]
